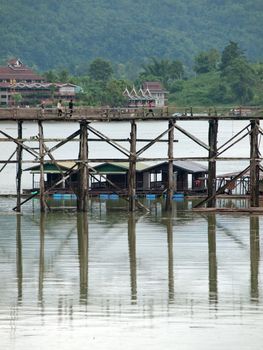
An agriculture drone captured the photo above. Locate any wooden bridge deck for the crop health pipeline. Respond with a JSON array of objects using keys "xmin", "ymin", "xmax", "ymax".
[{"xmin": 0, "ymin": 107, "xmax": 262, "ymax": 121}]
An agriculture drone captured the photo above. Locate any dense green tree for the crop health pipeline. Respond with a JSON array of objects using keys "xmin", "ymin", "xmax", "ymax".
[
  {"xmin": 104, "ymin": 80, "xmax": 127, "ymax": 107},
  {"xmin": 220, "ymin": 41, "xmax": 245, "ymax": 72},
  {"xmin": 57, "ymin": 69, "xmax": 70, "ymax": 83},
  {"xmin": 222, "ymin": 57, "xmax": 256, "ymax": 104},
  {"xmin": 43, "ymin": 70, "xmax": 58, "ymax": 82},
  {"xmin": 89, "ymin": 58, "xmax": 113, "ymax": 82},
  {"xmin": 140, "ymin": 58, "xmax": 184, "ymax": 88},
  {"xmin": 194, "ymin": 49, "xmax": 220, "ymax": 74}
]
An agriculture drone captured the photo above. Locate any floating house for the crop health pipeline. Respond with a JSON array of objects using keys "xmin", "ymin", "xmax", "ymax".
[
  {"xmin": 24, "ymin": 160, "xmax": 208, "ymax": 196},
  {"xmin": 24, "ymin": 162, "xmax": 78, "ymax": 194},
  {"xmin": 91, "ymin": 160, "xmax": 207, "ymax": 194},
  {"xmin": 217, "ymin": 167, "xmax": 263, "ymax": 195}
]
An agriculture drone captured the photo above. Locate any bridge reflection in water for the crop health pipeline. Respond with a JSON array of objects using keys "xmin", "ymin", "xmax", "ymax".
[{"xmin": 1, "ymin": 198, "xmax": 262, "ymax": 349}]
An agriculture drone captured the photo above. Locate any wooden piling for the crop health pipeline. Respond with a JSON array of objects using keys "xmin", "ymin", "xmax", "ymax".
[
  {"xmin": 38, "ymin": 121, "xmax": 46, "ymax": 212},
  {"xmin": 166, "ymin": 120, "xmax": 174, "ymax": 211},
  {"xmin": 250, "ymin": 119, "xmax": 260, "ymax": 207},
  {"xmin": 16, "ymin": 121, "xmax": 23, "ymax": 212},
  {"xmin": 128, "ymin": 120, "xmax": 137, "ymax": 211},
  {"xmin": 77, "ymin": 121, "xmax": 89, "ymax": 212},
  {"xmin": 207, "ymin": 119, "xmax": 218, "ymax": 207}
]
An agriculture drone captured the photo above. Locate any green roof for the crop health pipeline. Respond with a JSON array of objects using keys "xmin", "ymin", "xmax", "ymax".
[
  {"xmin": 93, "ymin": 162, "xmax": 151, "ymax": 174},
  {"xmin": 25, "ymin": 161, "xmax": 76, "ymax": 174}
]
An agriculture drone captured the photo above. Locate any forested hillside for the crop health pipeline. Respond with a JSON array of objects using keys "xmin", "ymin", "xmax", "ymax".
[{"xmin": 1, "ymin": 0, "xmax": 263, "ymax": 72}]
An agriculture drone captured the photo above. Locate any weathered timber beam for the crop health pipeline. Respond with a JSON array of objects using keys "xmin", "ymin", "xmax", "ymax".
[
  {"xmin": 217, "ymin": 130, "xmax": 250, "ymax": 157},
  {"xmin": 16, "ymin": 121, "xmax": 23, "ymax": 212},
  {"xmin": 87, "ymin": 124, "xmax": 131, "ymax": 157},
  {"xmin": 207, "ymin": 119, "xmax": 218, "ymax": 208},
  {"xmin": 217, "ymin": 123, "xmax": 251, "ymax": 151},
  {"xmin": 0, "ymin": 149, "xmax": 16, "ymax": 172},
  {"xmin": 194, "ymin": 165, "xmax": 251, "ymax": 209},
  {"xmin": 250, "ymin": 119, "xmax": 260, "ymax": 207},
  {"xmin": 12, "ymin": 163, "xmax": 79, "ymax": 211},
  {"xmin": 128, "ymin": 120, "xmax": 137, "ymax": 211},
  {"xmin": 1, "ymin": 156, "xmax": 262, "ymax": 165},
  {"xmin": 166, "ymin": 120, "xmax": 175, "ymax": 211},
  {"xmin": 173, "ymin": 123, "xmax": 210, "ymax": 151},
  {"xmin": 0, "ymin": 129, "xmax": 39, "ymax": 158},
  {"xmin": 136, "ymin": 122, "xmax": 175, "ymax": 156},
  {"xmin": 38, "ymin": 121, "xmax": 47, "ymax": 212},
  {"xmin": 0, "ymin": 137, "xmax": 178, "ymax": 143},
  {"xmin": 47, "ymin": 129, "xmax": 81, "ymax": 154}
]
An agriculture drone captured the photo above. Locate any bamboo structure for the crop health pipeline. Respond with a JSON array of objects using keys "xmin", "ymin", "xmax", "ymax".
[{"xmin": 0, "ymin": 106, "xmax": 262, "ymax": 213}]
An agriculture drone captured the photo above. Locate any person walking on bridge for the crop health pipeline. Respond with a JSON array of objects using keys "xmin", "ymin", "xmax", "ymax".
[{"xmin": 57, "ymin": 99, "xmax": 63, "ymax": 117}]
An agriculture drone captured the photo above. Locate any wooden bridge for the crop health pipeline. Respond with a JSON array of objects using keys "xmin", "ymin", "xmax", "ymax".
[{"xmin": 0, "ymin": 106, "xmax": 263, "ymax": 213}]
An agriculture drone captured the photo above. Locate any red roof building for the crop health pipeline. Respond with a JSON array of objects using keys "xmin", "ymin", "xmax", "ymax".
[{"xmin": 0, "ymin": 58, "xmax": 81, "ymax": 106}]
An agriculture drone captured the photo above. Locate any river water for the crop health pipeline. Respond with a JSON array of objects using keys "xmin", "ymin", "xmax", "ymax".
[
  {"xmin": 0, "ymin": 197, "xmax": 263, "ymax": 349},
  {"xmin": 0, "ymin": 120, "xmax": 262, "ymax": 349}
]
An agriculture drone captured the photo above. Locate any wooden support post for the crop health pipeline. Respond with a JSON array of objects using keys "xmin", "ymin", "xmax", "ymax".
[
  {"xmin": 207, "ymin": 119, "xmax": 218, "ymax": 208},
  {"xmin": 77, "ymin": 121, "xmax": 89, "ymax": 212},
  {"xmin": 38, "ymin": 121, "xmax": 46, "ymax": 212},
  {"xmin": 16, "ymin": 121, "xmax": 23, "ymax": 212},
  {"xmin": 250, "ymin": 119, "xmax": 260, "ymax": 207},
  {"xmin": 166, "ymin": 120, "xmax": 174, "ymax": 211},
  {"xmin": 128, "ymin": 120, "xmax": 137, "ymax": 212}
]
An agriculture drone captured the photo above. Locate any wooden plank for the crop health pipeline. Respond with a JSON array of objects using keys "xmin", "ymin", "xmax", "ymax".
[{"xmin": 0, "ymin": 107, "xmax": 262, "ymax": 121}]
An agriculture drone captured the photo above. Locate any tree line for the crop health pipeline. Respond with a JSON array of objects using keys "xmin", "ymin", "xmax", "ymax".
[{"xmin": 43, "ymin": 42, "xmax": 263, "ymax": 107}]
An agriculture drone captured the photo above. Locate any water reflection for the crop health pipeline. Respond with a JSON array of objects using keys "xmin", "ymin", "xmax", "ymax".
[
  {"xmin": 3, "ymin": 198, "xmax": 263, "ymax": 349},
  {"xmin": 77, "ymin": 213, "xmax": 88, "ymax": 303},
  {"xmin": 208, "ymin": 214, "xmax": 217, "ymax": 304},
  {"xmin": 128, "ymin": 213, "xmax": 137, "ymax": 303},
  {"xmin": 38, "ymin": 214, "xmax": 45, "ymax": 304},
  {"xmin": 166, "ymin": 215, "xmax": 174, "ymax": 302},
  {"xmin": 16, "ymin": 215, "xmax": 23, "ymax": 302},
  {"xmin": 250, "ymin": 216, "xmax": 260, "ymax": 301}
]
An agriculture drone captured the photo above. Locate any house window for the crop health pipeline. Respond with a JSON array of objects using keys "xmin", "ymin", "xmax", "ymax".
[{"xmin": 1, "ymin": 95, "xmax": 7, "ymax": 98}]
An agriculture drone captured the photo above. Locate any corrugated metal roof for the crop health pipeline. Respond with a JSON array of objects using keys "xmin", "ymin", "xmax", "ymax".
[
  {"xmin": 173, "ymin": 160, "xmax": 207, "ymax": 173},
  {"xmin": 93, "ymin": 162, "xmax": 152, "ymax": 174},
  {"xmin": 25, "ymin": 161, "xmax": 76, "ymax": 173},
  {"xmin": 218, "ymin": 168, "xmax": 263, "ymax": 180}
]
